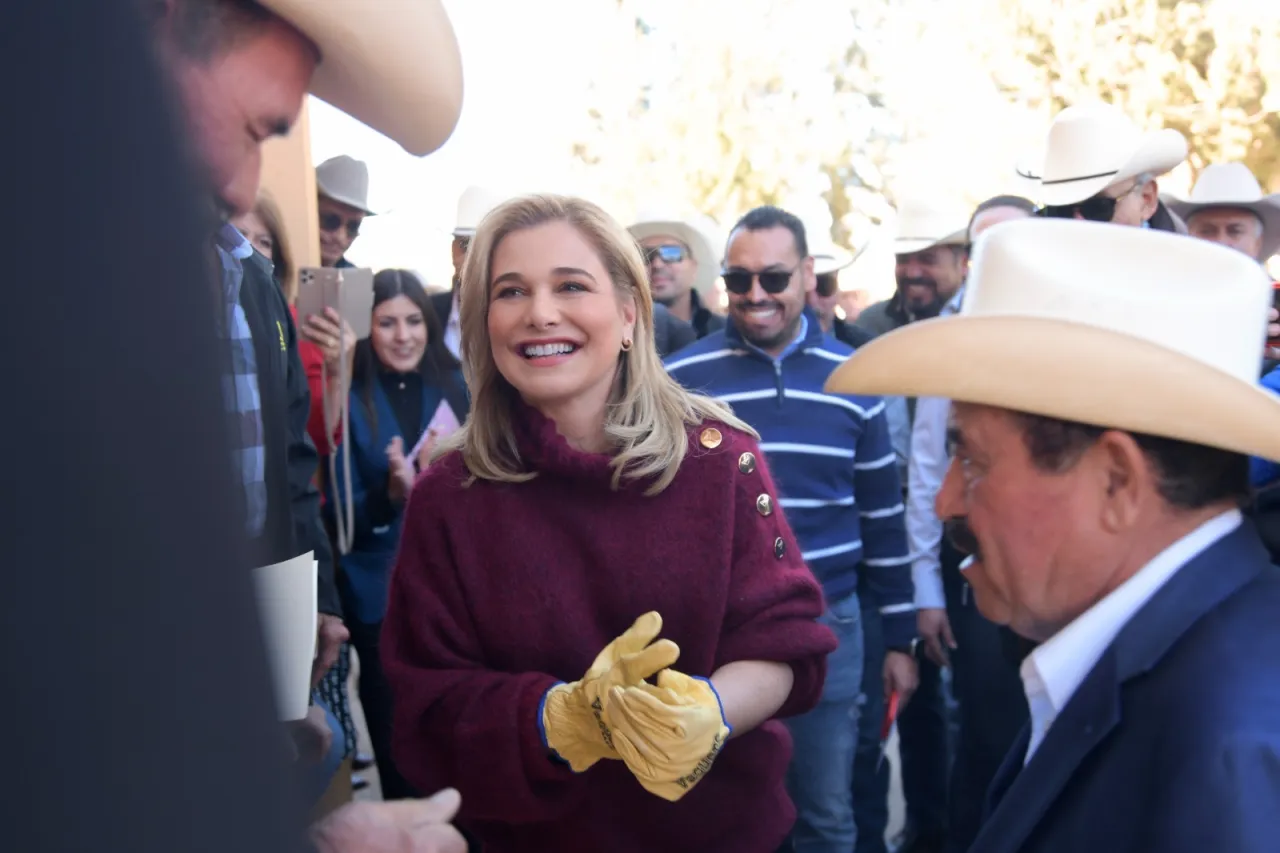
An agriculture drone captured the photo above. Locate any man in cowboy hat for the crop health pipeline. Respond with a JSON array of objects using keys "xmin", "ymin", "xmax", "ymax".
[
  {"xmin": 629, "ymin": 212, "xmax": 727, "ymax": 339},
  {"xmin": 827, "ymin": 218, "xmax": 1280, "ymax": 853},
  {"xmin": 143, "ymin": 0, "xmax": 467, "ymax": 848},
  {"xmin": 806, "ymin": 227, "xmax": 872, "ymax": 347},
  {"xmin": 1027, "ymin": 102, "xmax": 1188, "ymax": 232},
  {"xmin": 898, "ymin": 195, "xmax": 1035, "ymax": 853},
  {"xmin": 432, "ymin": 185, "xmax": 505, "ymax": 357},
  {"xmin": 316, "ymin": 154, "xmax": 376, "ymax": 269},
  {"xmin": 855, "ymin": 199, "xmax": 970, "ymax": 339},
  {"xmin": 1166, "ymin": 162, "xmax": 1280, "ymax": 262}
]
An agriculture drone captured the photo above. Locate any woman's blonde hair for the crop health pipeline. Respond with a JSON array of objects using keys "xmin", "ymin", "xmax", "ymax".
[{"xmin": 444, "ymin": 193, "xmax": 755, "ymax": 495}]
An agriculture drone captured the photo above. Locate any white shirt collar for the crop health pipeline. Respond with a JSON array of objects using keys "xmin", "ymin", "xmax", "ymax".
[{"xmin": 1021, "ymin": 508, "xmax": 1241, "ymax": 764}]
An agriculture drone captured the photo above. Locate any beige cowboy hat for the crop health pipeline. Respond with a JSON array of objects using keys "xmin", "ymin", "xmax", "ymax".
[
  {"xmin": 628, "ymin": 212, "xmax": 721, "ymax": 294},
  {"xmin": 1020, "ymin": 103, "xmax": 1187, "ymax": 207},
  {"xmin": 824, "ymin": 217, "xmax": 1280, "ymax": 461},
  {"xmin": 453, "ymin": 186, "xmax": 507, "ymax": 238},
  {"xmin": 1165, "ymin": 162, "xmax": 1280, "ymax": 260},
  {"xmin": 891, "ymin": 199, "xmax": 969, "ymax": 255},
  {"xmin": 315, "ymin": 155, "xmax": 376, "ymax": 215},
  {"xmin": 260, "ymin": 0, "xmax": 463, "ymax": 157}
]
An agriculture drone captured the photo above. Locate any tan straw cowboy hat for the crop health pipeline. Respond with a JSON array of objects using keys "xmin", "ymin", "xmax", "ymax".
[
  {"xmin": 1165, "ymin": 163, "xmax": 1280, "ymax": 260},
  {"xmin": 825, "ymin": 217, "xmax": 1280, "ymax": 461},
  {"xmin": 260, "ymin": 0, "xmax": 464, "ymax": 156},
  {"xmin": 1020, "ymin": 103, "xmax": 1187, "ymax": 207}
]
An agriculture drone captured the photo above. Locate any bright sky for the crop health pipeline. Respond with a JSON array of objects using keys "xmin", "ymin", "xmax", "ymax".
[{"xmin": 309, "ymin": 0, "xmax": 621, "ymax": 289}]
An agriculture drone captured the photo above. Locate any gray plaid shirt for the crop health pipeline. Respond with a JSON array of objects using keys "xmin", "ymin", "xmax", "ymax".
[{"xmin": 215, "ymin": 223, "xmax": 266, "ymax": 536}]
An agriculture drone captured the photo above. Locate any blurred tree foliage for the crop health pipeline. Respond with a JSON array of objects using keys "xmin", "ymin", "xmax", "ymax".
[
  {"xmin": 981, "ymin": 0, "xmax": 1280, "ymax": 187},
  {"xmin": 568, "ymin": 0, "xmax": 904, "ymax": 250}
]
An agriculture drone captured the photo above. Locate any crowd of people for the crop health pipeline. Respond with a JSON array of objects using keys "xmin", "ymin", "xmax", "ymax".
[{"xmin": 19, "ymin": 1, "xmax": 1280, "ymax": 852}]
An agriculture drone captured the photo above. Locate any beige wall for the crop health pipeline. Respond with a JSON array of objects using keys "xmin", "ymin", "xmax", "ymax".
[{"xmin": 260, "ymin": 101, "xmax": 319, "ymax": 283}]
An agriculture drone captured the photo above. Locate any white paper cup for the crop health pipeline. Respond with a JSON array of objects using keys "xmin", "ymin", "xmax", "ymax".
[{"xmin": 251, "ymin": 552, "xmax": 317, "ymax": 721}]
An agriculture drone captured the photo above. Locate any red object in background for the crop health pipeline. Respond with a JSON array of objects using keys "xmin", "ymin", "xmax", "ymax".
[
  {"xmin": 1270, "ymin": 282, "xmax": 1280, "ymax": 350},
  {"xmin": 876, "ymin": 690, "xmax": 901, "ymax": 772}
]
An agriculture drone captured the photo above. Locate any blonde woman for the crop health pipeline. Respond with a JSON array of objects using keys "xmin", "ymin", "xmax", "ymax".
[{"xmin": 382, "ymin": 195, "xmax": 836, "ymax": 852}]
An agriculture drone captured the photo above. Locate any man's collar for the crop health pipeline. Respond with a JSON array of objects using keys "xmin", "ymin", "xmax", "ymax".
[{"xmin": 215, "ymin": 222, "xmax": 254, "ymax": 260}]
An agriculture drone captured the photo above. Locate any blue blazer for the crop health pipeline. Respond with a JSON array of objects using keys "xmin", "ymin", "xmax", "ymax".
[
  {"xmin": 328, "ymin": 369, "xmax": 468, "ymax": 624},
  {"xmin": 971, "ymin": 522, "xmax": 1280, "ymax": 853}
]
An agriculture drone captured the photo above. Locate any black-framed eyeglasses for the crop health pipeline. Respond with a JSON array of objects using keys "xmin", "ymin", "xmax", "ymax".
[
  {"xmin": 644, "ymin": 244, "xmax": 688, "ymax": 265},
  {"xmin": 722, "ymin": 267, "xmax": 797, "ymax": 295},
  {"xmin": 319, "ymin": 211, "xmax": 362, "ymax": 238}
]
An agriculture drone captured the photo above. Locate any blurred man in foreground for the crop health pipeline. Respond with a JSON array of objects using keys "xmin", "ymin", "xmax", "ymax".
[{"xmin": 144, "ymin": 0, "xmax": 467, "ymax": 847}]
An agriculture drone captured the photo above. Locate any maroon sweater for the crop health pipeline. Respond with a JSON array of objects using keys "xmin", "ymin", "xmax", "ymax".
[{"xmin": 382, "ymin": 404, "xmax": 837, "ymax": 853}]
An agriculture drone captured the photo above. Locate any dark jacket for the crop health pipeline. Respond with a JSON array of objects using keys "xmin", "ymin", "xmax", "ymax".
[
  {"xmin": 832, "ymin": 317, "xmax": 874, "ymax": 349},
  {"xmin": 688, "ymin": 289, "xmax": 727, "ymax": 339},
  {"xmin": 329, "ymin": 368, "xmax": 469, "ymax": 624},
  {"xmin": 654, "ymin": 303, "xmax": 697, "ymax": 357},
  {"xmin": 429, "ymin": 288, "xmax": 453, "ymax": 329},
  {"xmin": 237, "ymin": 248, "xmax": 341, "ymax": 616},
  {"xmin": 972, "ymin": 521, "xmax": 1280, "ymax": 853}
]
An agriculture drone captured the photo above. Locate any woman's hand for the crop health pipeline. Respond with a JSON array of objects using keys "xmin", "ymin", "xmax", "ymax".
[
  {"xmin": 301, "ymin": 306, "xmax": 356, "ymax": 373},
  {"xmin": 605, "ymin": 669, "xmax": 731, "ymax": 801},
  {"xmin": 387, "ymin": 437, "xmax": 416, "ymax": 504},
  {"xmin": 415, "ymin": 429, "xmax": 440, "ymax": 472}
]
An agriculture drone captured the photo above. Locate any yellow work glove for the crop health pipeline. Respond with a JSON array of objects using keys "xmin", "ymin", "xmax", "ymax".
[
  {"xmin": 540, "ymin": 611, "xmax": 680, "ymax": 772},
  {"xmin": 605, "ymin": 668, "xmax": 732, "ymax": 801}
]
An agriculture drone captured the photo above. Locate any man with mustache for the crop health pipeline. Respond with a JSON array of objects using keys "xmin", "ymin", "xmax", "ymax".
[
  {"xmin": 855, "ymin": 199, "xmax": 970, "ymax": 339},
  {"xmin": 668, "ymin": 205, "xmax": 918, "ymax": 853},
  {"xmin": 827, "ymin": 217, "xmax": 1280, "ymax": 853}
]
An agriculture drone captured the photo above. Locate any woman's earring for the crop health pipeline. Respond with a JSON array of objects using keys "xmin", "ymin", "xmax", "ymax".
[{"xmin": 621, "ymin": 337, "xmax": 633, "ymax": 352}]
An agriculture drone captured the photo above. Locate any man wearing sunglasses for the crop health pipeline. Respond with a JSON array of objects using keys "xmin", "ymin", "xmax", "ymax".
[
  {"xmin": 316, "ymin": 154, "xmax": 376, "ymax": 269},
  {"xmin": 667, "ymin": 205, "xmax": 918, "ymax": 853},
  {"xmin": 629, "ymin": 213, "xmax": 727, "ymax": 340},
  {"xmin": 1025, "ymin": 103, "xmax": 1187, "ymax": 233}
]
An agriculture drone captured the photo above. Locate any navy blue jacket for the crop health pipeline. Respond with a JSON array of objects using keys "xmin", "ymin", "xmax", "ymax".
[
  {"xmin": 972, "ymin": 521, "xmax": 1280, "ymax": 853},
  {"xmin": 665, "ymin": 311, "xmax": 916, "ymax": 647},
  {"xmin": 328, "ymin": 368, "xmax": 468, "ymax": 624}
]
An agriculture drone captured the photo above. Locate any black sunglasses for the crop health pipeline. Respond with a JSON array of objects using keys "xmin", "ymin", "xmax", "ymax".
[
  {"xmin": 319, "ymin": 211, "xmax": 362, "ymax": 238},
  {"xmin": 643, "ymin": 244, "xmax": 688, "ymax": 265},
  {"xmin": 722, "ymin": 268, "xmax": 796, "ymax": 295},
  {"xmin": 1035, "ymin": 193, "xmax": 1121, "ymax": 223}
]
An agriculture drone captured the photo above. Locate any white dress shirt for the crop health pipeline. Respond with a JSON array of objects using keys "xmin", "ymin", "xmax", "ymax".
[
  {"xmin": 443, "ymin": 291, "xmax": 462, "ymax": 358},
  {"xmin": 904, "ymin": 288, "xmax": 965, "ymax": 609},
  {"xmin": 1020, "ymin": 508, "xmax": 1242, "ymax": 765}
]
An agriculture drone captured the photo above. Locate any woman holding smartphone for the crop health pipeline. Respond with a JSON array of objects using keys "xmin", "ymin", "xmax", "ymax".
[{"xmin": 327, "ymin": 268, "xmax": 468, "ymax": 799}]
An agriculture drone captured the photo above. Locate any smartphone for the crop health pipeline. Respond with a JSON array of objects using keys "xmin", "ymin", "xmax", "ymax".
[{"xmin": 296, "ymin": 266, "xmax": 375, "ymax": 340}]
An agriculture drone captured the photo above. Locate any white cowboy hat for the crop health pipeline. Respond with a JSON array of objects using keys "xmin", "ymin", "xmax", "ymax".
[
  {"xmin": 891, "ymin": 199, "xmax": 969, "ymax": 255},
  {"xmin": 453, "ymin": 186, "xmax": 507, "ymax": 238},
  {"xmin": 1165, "ymin": 162, "xmax": 1280, "ymax": 260},
  {"xmin": 260, "ymin": 0, "xmax": 463, "ymax": 157},
  {"xmin": 628, "ymin": 213, "xmax": 720, "ymax": 294},
  {"xmin": 1021, "ymin": 103, "xmax": 1187, "ymax": 207},
  {"xmin": 315, "ymin": 155, "xmax": 376, "ymax": 215},
  {"xmin": 825, "ymin": 217, "xmax": 1280, "ymax": 461},
  {"xmin": 806, "ymin": 222, "xmax": 869, "ymax": 276}
]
